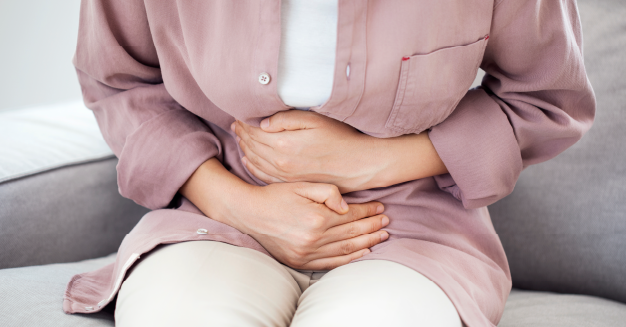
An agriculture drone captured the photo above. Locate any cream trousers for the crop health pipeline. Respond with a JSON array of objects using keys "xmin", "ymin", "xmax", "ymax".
[{"xmin": 116, "ymin": 241, "xmax": 463, "ymax": 327}]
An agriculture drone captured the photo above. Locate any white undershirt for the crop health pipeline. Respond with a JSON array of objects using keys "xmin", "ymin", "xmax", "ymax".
[{"xmin": 277, "ymin": 0, "xmax": 338, "ymax": 110}]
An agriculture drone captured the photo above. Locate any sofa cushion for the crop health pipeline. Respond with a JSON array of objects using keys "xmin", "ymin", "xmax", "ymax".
[
  {"xmin": 0, "ymin": 101, "xmax": 113, "ymax": 183},
  {"xmin": 0, "ymin": 101, "xmax": 148, "ymax": 269},
  {"xmin": 488, "ymin": 0, "xmax": 626, "ymax": 304},
  {"xmin": 2, "ymin": 254, "xmax": 625, "ymax": 327},
  {"xmin": 498, "ymin": 289, "xmax": 626, "ymax": 327},
  {"xmin": 0, "ymin": 254, "xmax": 116, "ymax": 326}
]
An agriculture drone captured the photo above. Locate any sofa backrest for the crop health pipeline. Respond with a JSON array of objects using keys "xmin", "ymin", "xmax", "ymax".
[{"xmin": 489, "ymin": 0, "xmax": 626, "ymax": 304}]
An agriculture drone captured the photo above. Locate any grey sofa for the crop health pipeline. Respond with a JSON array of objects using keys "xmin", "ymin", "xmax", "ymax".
[{"xmin": 1, "ymin": 0, "xmax": 624, "ymax": 326}]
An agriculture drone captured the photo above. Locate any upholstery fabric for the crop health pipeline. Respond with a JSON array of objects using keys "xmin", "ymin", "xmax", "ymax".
[
  {"xmin": 0, "ymin": 158, "xmax": 148, "ymax": 269},
  {"xmin": 498, "ymin": 289, "xmax": 626, "ymax": 327},
  {"xmin": 0, "ymin": 254, "xmax": 116, "ymax": 326},
  {"xmin": 1, "ymin": 253, "xmax": 624, "ymax": 327},
  {"xmin": 0, "ymin": 101, "xmax": 113, "ymax": 183},
  {"xmin": 489, "ymin": 0, "xmax": 626, "ymax": 303}
]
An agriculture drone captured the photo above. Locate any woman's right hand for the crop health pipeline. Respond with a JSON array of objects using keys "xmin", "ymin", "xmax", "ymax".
[
  {"xmin": 180, "ymin": 158, "xmax": 389, "ymax": 270},
  {"xmin": 223, "ymin": 182, "xmax": 389, "ymax": 270}
]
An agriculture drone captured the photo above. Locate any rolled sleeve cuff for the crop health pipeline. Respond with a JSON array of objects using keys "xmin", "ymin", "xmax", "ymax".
[
  {"xmin": 117, "ymin": 109, "xmax": 222, "ymax": 209},
  {"xmin": 428, "ymin": 89, "xmax": 523, "ymax": 209}
]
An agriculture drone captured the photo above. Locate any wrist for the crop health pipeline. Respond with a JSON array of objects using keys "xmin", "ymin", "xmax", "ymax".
[
  {"xmin": 336, "ymin": 134, "xmax": 394, "ymax": 192},
  {"xmin": 180, "ymin": 158, "xmax": 257, "ymax": 232},
  {"xmin": 365, "ymin": 132, "xmax": 448, "ymax": 189},
  {"xmin": 209, "ymin": 183, "xmax": 259, "ymax": 234},
  {"xmin": 363, "ymin": 136, "xmax": 397, "ymax": 189}
]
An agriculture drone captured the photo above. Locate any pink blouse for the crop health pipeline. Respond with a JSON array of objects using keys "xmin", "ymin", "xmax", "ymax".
[{"xmin": 63, "ymin": 1, "xmax": 595, "ymax": 326}]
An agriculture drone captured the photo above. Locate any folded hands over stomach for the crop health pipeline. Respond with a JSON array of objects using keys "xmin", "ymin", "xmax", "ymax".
[
  {"xmin": 181, "ymin": 109, "xmax": 443, "ymax": 269},
  {"xmin": 180, "ymin": 157, "xmax": 389, "ymax": 270}
]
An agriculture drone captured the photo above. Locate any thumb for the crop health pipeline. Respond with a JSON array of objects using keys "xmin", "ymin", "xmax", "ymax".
[
  {"xmin": 293, "ymin": 183, "xmax": 349, "ymax": 215},
  {"xmin": 260, "ymin": 110, "xmax": 318, "ymax": 132}
]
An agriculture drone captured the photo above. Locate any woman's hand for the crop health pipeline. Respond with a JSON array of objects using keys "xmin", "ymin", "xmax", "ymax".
[
  {"xmin": 238, "ymin": 182, "xmax": 389, "ymax": 270},
  {"xmin": 232, "ymin": 110, "xmax": 448, "ymax": 193},
  {"xmin": 180, "ymin": 158, "xmax": 390, "ymax": 271},
  {"xmin": 232, "ymin": 110, "xmax": 384, "ymax": 193}
]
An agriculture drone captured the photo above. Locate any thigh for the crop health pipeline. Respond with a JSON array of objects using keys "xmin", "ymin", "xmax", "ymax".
[
  {"xmin": 115, "ymin": 241, "xmax": 302, "ymax": 327},
  {"xmin": 290, "ymin": 260, "xmax": 463, "ymax": 327}
]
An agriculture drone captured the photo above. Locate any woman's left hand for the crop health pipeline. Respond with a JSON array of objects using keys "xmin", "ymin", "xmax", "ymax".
[{"xmin": 231, "ymin": 110, "xmax": 384, "ymax": 193}]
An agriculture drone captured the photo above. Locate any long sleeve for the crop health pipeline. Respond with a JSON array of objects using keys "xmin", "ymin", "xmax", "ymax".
[
  {"xmin": 73, "ymin": 0, "xmax": 222, "ymax": 209},
  {"xmin": 428, "ymin": 0, "xmax": 595, "ymax": 209}
]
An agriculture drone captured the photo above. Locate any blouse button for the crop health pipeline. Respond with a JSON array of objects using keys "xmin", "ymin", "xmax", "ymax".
[{"xmin": 258, "ymin": 72, "xmax": 271, "ymax": 85}]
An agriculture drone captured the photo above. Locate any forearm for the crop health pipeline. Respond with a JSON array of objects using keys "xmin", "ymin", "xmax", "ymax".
[
  {"xmin": 179, "ymin": 158, "xmax": 389, "ymax": 271},
  {"xmin": 179, "ymin": 158, "xmax": 254, "ymax": 232},
  {"xmin": 357, "ymin": 132, "xmax": 448, "ymax": 191}
]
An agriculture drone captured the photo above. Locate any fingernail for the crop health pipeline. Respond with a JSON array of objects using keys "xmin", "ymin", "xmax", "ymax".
[
  {"xmin": 241, "ymin": 157, "xmax": 247, "ymax": 165},
  {"xmin": 381, "ymin": 216, "xmax": 389, "ymax": 227},
  {"xmin": 362, "ymin": 249, "xmax": 371, "ymax": 257},
  {"xmin": 340, "ymin": 199, "xmax": 349, "ymax": 211},
  {"xmin": 236, "ymin": 136, "xmax": 241, "ymax": 142},
  {"xmin": 230, "ymin": 122, "xmax": 236, "ymax": 132},
  {"xmin": 261, "ymin": 118, "xmax": 270, "ymax": 129},
  {"xmin": 376, "ymin": 205, "xmax": 384, "ymax": 214},
  {"xmin": 380, "ymin": 232, "xmax": 389, "ymax": 241}
]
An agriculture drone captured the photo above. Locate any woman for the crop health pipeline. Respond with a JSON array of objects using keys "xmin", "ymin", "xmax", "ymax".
[{"xmin": 63, "ymin": 0, "xmax": 595, "ymax": 326}]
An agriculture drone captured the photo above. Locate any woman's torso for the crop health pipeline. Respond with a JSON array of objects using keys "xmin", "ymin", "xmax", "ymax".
[
  {"xmin": 64, "ymin": 2, "xmax": 513, "ymax": 326},
  {"xmin": 148, "ymin": 0, "xmax": 492, "ymax": 138}
]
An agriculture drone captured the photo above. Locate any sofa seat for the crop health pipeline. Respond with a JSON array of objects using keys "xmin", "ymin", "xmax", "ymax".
[
  {"xmin": 0, "ymin": 253, "xmax": 625, "ymax": 327},
  {"xmin": 499, "ymin": 289, "xmax": 626, "ymax": 327},
  {"xmin": 0, "ymin": 254, "xmax": 116, "ymax": 326}
]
